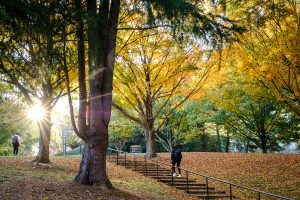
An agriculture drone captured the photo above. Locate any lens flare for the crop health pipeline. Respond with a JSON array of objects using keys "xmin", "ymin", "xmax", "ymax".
[{"xmin": 27, "ymin": 103, "xmax": 45, "ymax": 122}]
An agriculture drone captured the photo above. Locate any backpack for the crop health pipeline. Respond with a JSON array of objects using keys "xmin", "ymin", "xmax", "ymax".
[
  {"xmin": 172, "ymin": 147, "xmax": 182, "ymax": 159},
  {"xmin": 12, "ymin": 136, "xmax": 19, "ymax": 145}
]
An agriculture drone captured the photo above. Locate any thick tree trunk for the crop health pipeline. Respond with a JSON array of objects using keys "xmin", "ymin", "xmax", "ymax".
[
  {"xmin": 74, "ymin": 61, "xmax": 113, "ymax": 187},
  {"xmin": 74, "ymin": 74, "xmax": 113, "ymax": 187},
  {"xmin": 75, "ymin": 143, "xmax": 112, "ymax": 188},
  {"xmin": 35, "ymin": 105, "xmax": 51, "ymax": 163},
  {"xmin": 145, "ymin": 128, "xmax": 156, "ymax": 158},
  {"xmin": 74, "ymin": 0, "xmax": 120, "ymax": 189}
]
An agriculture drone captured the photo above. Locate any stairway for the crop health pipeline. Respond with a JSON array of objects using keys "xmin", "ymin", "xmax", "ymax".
[{"xmin": 108, "ymin": 154, "xmax": 235, "ymax": 199}]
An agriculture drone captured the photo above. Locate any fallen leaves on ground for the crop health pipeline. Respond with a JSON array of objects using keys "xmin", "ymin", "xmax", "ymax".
[
  {"xmin": 0, "ymin": 156, "xmax": 197, "ymax": 200},
  {"xmin": 158, "ymin": 152, "xmax": 300, "ymax": 200}
]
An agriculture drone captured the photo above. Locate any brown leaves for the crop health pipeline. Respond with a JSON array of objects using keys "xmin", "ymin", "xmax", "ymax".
[
  {"xmin": 0, "ymin": 157, "xmax": 197, "ymax": 200},
  {"xmin": 159, "ymin": 152, "xmax": 300, "ymax": 199}
]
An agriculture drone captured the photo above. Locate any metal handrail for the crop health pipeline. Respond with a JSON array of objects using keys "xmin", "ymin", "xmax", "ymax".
[{"xmin": 107, "ymin": 148, "xmax": 294, "ymax": 200}]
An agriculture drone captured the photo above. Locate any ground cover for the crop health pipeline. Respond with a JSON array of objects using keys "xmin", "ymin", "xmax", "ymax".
[
  {"xmin": 159, "ymin": 152, "xmax": 300, "ymax": 200},
  {"xmin": 0, "ymin": 156, "xmax": 197, "ymax": 200}
]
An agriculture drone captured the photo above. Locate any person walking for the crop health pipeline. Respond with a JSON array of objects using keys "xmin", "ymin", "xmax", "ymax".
[
  {"xmin": 12, "ymin": 133, "xmax": 20, "ymax": 155},
  {"xmin": 171, "ymin": 144, "xmax": 182, "ymax": 177}
]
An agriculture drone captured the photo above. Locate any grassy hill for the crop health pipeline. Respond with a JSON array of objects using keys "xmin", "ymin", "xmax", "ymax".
[
  {"xmin": 1, "ymin": 152, "xmax": 299, "ymax": 199},
  {"xmin": 0, "ymin": 156, "xmax": 195, "ymax": 200}
]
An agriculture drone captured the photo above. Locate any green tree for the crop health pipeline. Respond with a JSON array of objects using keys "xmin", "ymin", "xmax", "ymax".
[
  {"xmin": 0, "ymin": 0, "xmax": 74, "ymax": 163},
  {"xmin": 155, "ymin": 100, "xmax": 206, "ymax": 152},
  {"xmin": 0, "ymin": 85, "xmax": 38, "ymax": 155},
  {"xmin": 1, "ymin": 0, "xmax": 242, "ymax": 188},
  {"xmin": 109, "ymin": 110, "xmax": 136, "ymax": 151},
  {"xmin": 215, "ymin": 91, "xmax": 299, "ymax": 153}
]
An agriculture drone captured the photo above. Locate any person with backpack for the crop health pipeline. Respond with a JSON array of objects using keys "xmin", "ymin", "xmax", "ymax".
[
  {"xmin": 171, "ymin": 144, "xmax": 182, "ymax": 177},
  {"xmin": 11, "ymin": 133, "xmax": 20, "ymax": 155}
]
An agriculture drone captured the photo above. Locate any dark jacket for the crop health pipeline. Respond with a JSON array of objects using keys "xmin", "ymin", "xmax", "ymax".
[{"xmin": 171, "ymin": 146, "xmax": 182, "ymax": 160}]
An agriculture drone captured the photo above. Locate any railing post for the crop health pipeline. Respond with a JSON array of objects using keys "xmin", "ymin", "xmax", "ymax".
[
  {"xmin": 186, "ymin": 171, "xmax": 189, "ymax": 194},
  {"xmin": 117, "ymin": 151, "xmax": 119, "ymax": 165},
  {"xmin": 156, "ymin": 161, "xmax": 159, "ymax": 179},
  {"xmin": 171, "ymin": 167, "xmax": 174, "ymax": 185},
  {"xmin": 206, "ymin": 177, "xmax": 209, "ymax": 199},
  {"xmin": 124, "ymin": 152, "xmax": 127, "ymax": 168},
  {"xmin": 144, "ymin": 157, "xmax": 147, "ymax": 176},
  {"xmin": 230, "ymin": 184, "xmax": 232, "ymax": 200},
  {"xmin": 134, "ymin": 155, "xmax": 137, "ymax": 171}
]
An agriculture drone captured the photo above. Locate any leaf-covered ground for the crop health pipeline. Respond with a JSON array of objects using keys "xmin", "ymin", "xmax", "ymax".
[
  {"xmin": 159, "ymin": 152, "xmax": 300, "ymax": 200},
  {"xmin": 1, "ymin": 153, "xmax": 299, "ymax": 200},
  {"xmin": 0, "ymin": 156, "xmax": 197, "ymax": 200}
]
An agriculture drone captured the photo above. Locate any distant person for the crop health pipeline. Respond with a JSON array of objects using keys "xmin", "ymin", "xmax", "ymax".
[
  {"xmin": 11, "ymin": 133, "xmax": 20, "ymax": 155},
  {"xmin": 171, "ymin": 144, "xmax": 182, "ymax": 177}
]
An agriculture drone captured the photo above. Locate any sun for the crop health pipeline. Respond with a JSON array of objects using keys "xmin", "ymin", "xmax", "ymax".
[{"xmin": 26, "ymin": 102, "xmax": 45, "ymax": 122}]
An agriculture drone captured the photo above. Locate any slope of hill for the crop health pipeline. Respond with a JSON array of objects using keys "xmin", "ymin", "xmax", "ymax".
[
  {"xmin": 159, "ymin": 152, "xmax": 300, "ymax": 199},
  {"xmin": 0, "ymin": 156, "xmax": 197, "ymax": 200}
]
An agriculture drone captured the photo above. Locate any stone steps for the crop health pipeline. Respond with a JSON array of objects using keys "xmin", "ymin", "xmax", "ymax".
[
  {"xmin": 176, "ymin": 186, "xmax": 214, "ymax": 190},
  {"xmin": 196, "ymin": 194, "xmax": 235, "ymax": 199},
  {"xmin": 108, "ymin": 155, "xmax": 235, "ymax": 199}
]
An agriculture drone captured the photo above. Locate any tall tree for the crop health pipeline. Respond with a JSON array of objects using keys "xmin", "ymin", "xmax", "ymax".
[
  {"xmin": 230, "ymin": 0, "xmax": 300, "ymax": 117},
  {"xmin": 0, "ymin": 0, "xmax": 71, "ymax": 163},
  {"xmin": 207, "ymin": 73, "xmax": 300, "ymax": 153},
  {"xmin": 67, "ymin": 0, "xmax": 241, "ymax": 187},
  {"xmin": 113, "ymin": 30, "xmax": 209, "ymax": 157}
]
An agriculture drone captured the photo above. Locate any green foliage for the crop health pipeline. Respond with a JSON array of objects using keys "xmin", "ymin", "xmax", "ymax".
[
  {"xmin": 210, "ymin": 86, "xmax": 300, "ymax": 152},
  {"xmin": 0, "ymin": 87, "xmax": 38, "ymax": 155},
  {"xmin": 156, "ymin": 100, "xmax": 205, "ymax": 149},
  {"xmin": 109, "ymin": 110, "xmax": 138, "ymax": 151},
  {"xmin": 144, "ymin": 0, "xmax": 244, "ymax": 46},
  {"xmin": 67, "ymin": 133, "xmax": 82, "ymax": 150}
]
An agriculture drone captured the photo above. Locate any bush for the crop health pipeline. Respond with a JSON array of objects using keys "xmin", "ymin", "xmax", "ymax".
[{"xmin": 0, "ymin": 144, "xmax": 11, "ymax": 156}]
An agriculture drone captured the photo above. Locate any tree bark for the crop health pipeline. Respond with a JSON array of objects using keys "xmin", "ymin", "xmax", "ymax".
[
  {"xmin": 75, "ymin": 0, "xmax": 87, "ymax": 137},
  {"xmin": 35, "ymin": 103, "xmax": 51, "ymax": 163},
  {"xmin": 260, "ymin": 132, "xmax": 268, "ymax": 153},
  {"xmin": 145, "ymin": 128, "xmax": 156, "ymax": 158},
  {"xmin": 75, "ymin": 143, "xmax": 112, "ymax": 188},
  {"xmin": 201, "ymin": 130, "xmax": 208, "ymax": 152},
  {"xmin": 225, "ymin": 130, "xmax": 230, "ymax": 152},
  {"xmin": 216, "ymin": 124, "xmax": 222, "ymax": 152},
  {"xmin": 74, "ymin": 0, "xmax": 120, "ymax": 189},
  {"xmin": 245, "ymin": 141, "xmax": 250, "ymax": 153}
]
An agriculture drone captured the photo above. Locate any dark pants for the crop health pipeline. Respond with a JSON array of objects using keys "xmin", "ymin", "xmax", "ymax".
[
  {"xmin": 13, "ymin": 144, "xmax": 19, "ymax": 155},
  {"xmin": 172, "ymin": 158, "xmax": 181, "ymax": 174}
]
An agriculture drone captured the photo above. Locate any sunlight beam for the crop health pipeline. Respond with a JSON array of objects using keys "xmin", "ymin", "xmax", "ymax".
[{"xmin": 26, "ymin": 102, "xmax": 45, "ymax": 122}]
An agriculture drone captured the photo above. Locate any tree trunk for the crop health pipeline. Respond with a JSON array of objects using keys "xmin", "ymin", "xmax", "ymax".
[
  {"xmin": 236, "ymin": 139, "xmax": 242, "ymax": 152},
  {"xmin": 75, "ymin": 143, "xmax": 112, "ymax": 188},
  {"xmin": 74, "ymin": 71, "xmax": 113, "ymax": 187},
  {"xmin": 35, "ymin": 104, "xmax": 51, "ymax": 163},
  {"xmin": 245, "ymin": 140, "xmax": 250, "ymax": 153},
  {"xmin": 225, "ymin": 130, "xmax": 230, "ymax": 152},
  {"xmin": 201, "ymin": 130, "xmax": 208, "ymax": 152},
  {"xmin": 145, "ymin": 128, "xmax": 156, "ymax": 158},
  {"xmin": 260, "ymin": 132, "xmax": 268, "ymax": 153},
  {"xmin": 216, "ymin": 124, "xmax": 222, "ymax": 152},
  {"xmin": 73, "ymin": 0, "xmax": 120, "ymax": 189}
]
